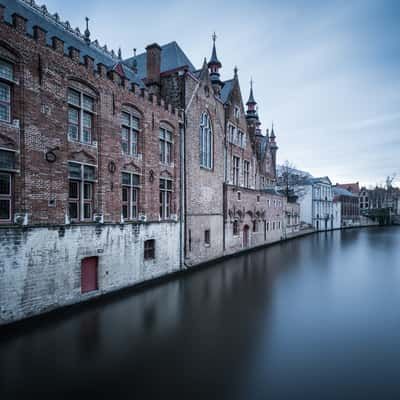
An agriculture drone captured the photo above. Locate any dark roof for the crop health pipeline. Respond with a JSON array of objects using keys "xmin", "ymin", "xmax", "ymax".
[
  {"xmin": 123, "ymin": 41, "xmax": 196, "ymax": 83},
  {"xmin": 246, "ymin": 86, "xmax": 256, "ymax": 105},
  {"xmin": 3, "ymin": 0, "xmax": 118, "ymax": 67},
  {"xmin": 333, "ymin": 187, "xmax": 358, "ymax": 198},
  {"xmin": 220, "ymin": 79, "xmax": 234, "ymax": 103},
  {"xmin": 335, "ymin": 182, "xmax": 360, "ymax": 194},
  {"xmin": 208, "ymin": 42, "xmax": 221, "ymax": 67}
]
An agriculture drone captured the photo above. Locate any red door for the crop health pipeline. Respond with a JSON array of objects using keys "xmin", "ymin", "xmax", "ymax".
[{"xmin": 81, "ymin": 257, "xmax": 98, "ymax": 293}]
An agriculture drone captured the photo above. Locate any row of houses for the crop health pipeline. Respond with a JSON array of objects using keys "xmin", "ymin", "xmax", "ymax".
[{"xmin": 0, "ymin": 0, "xmax": 391, "ymax": 325}]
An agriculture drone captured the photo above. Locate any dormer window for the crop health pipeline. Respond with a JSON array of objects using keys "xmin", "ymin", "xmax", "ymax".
[
  {"xmin": 234, "ymin": 106, "xmax": 240, "ymax": 119},
  {"xmin": 68, "ymin": 88, "xmax": 94, "ymax": 144}
]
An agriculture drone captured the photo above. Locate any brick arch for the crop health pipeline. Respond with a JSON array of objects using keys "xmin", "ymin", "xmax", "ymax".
[
  {"xmin": 121, "ymin": 103, "xmax": 144, "ymax": 119},
  {"xmin": 67, "ymin": 77, "xmax": 99, "ymax": 98},
  {"xmin": 160, "ymin": 120, "xmax": 176, "ymax": 132}
]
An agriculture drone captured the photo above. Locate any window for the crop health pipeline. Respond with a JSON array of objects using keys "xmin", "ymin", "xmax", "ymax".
[
  {"xmin": 228, "ymin": 124, "xmax": 236, "ymax": 143},
  {"xmin": 0, "ymin": 173, "xmax": 12, "ymax": 221},
  {"xmin": 160, "ymin": 178, "xmax": 172, "ymax": 219},
  {"xmin": 67, "ymin": 88, "xmax": 94, "ymax": 144},
  {"xmin": 238, "ymin": 130, "xmax": 245, "ymax": 148},
  {"xmin": 257, "ymin": 195, "xmax": 260, "ymax": 202},
  {"xmin": 204, "ymin": 229, "xmax": 210, "ymax": 245},
  {"xmin": 233, "ymin": 156, "xmax": 240, "ymax": 186},
  {"xmin": 273, "ymin": 221, "xmax": 275, "ymax": 230},
  {"xmin": 188, "ymin": 229, "xmax": 192, "ymax": 252},
  {"xmin": 238, "ymin": 191, "xmax": 241, "ymax": 200},
  {"xmin": 68, "ymin": 162, "xmax": 95, "ymax": 221},
  {"xmin": 0, "ymin": 60, "xmax": 14, "ymax": 124},
  {"xmin": 144, "ymin": 239, "xmax": 155, "ymax": 260},
  {"xmin": 253, "ymin": 220, "xmax": 257, "ymax": 232},
  {"xmin": 267, "ymin": 222, "xmax": 269, "ymax": 232},
  {"xmin": 121, "ymin": 111, "xmax": 139, "ymax": 156},
  {"xmin": 0, "ymin": 150, "xmax": 15, "ymax": 170},
  {"xmin": 234, "ymin": 106, "xmax": 240, "ymax": 119},
  {"xmin": 233, "ymin": 221, "xmax": 239, "ymax": 236},
  {"xmin": 243, "ymin": 160, "xmax": 250, "ymax": 188},
  {"xmin": 0, "ymin": 82, "xmax": 11, "ymax": 123},
  {"xmin": 199, "ymin": 113, "xmax": 213, "ymax": 168},
  {"xmin": 160, "ymin": 127, "xmax": 173, "ymax": 164},
  {"xmin": 122, "ymin": 172, "xmax": 140, "ymax": 220}
]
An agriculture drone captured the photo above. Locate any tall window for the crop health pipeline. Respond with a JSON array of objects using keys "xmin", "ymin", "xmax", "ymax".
[
  {"xmin": 238, "ymin": 130, "xmax": 245, "ymax": 148},
  {"xmin": 160, "ymin": 178, "xmax": 172, "ymax": 219},
  {"xmin": 228, "ymin": 124, "xmax": 236, "ymax": 143},
  {"xmin": 160, "ymin": 127, "xmax": 173, "ymax": 164},
  {"xmin": 204, "ymin": 229, "xmax": 210, "ymax": 245},
  {"xmin": 0, "ymin": 173, "xmax": 12, "ymax": 222},
  {"xmin": 68, "ymin": 88, "xmax": 94, "ymax": 144},
  {"xmin": 144, "ymin": 239, "xmax": 155, "ymax": 260},
  {"xmin": 233, "ymin": 156, "xmax": 240, "ymax": 186},
  {"xmin": 243, "ymin": 160, "xmax": 250, "ymax": 188},
  {"xmin": 121, "ymin": 111, "xmax": 139, "ymax": 156},
  {"xmin": 122, "ymin": 172, "xmax": 140, "ymax": 220},
  {"xmin": 199, "ymin": 113, "xmax": 212, "ymax": 168},
  {"xmin": 233, "ymin": 221, "xmax": 239, "ymax": 236},
  {"xmin": 68, "ymin": 162, "xmax": 95, "ymax": 221},
  {"xmin": 0, "ymin": 60, "xmax": 14, "ymax": 123}
]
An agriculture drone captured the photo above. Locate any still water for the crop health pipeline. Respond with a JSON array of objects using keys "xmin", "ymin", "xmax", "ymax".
[{"xmin": 1, "ymin": 227, "xmax": 400, "ymax": 399}]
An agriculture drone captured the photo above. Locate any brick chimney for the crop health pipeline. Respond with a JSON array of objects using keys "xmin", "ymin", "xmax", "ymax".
[{"xmin": 145, "ymin": 43, "xmax": 161, "ymax": 95}]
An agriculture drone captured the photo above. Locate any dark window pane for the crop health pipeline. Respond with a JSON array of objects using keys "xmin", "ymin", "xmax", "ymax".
[
  {"xmin": 84, "ymin": 165, "xmax": 95, "ymax": 181},
  {"xmin": 0, "ymin": 150, "xmax": 15, "ymax": 170},
  {"xmin": 122, "ymin": 205, "xmax": 128, "ymax": 219},
  {"xmin": 69, "ymin": 202, "xmax": 78, "ymax": 219},
  {"xmin": 132, "ymin": 174, "xmax": 140, "ymax": 186},
  {"xmin": 122, "ymin": 187, "xmax": 128, "ymax": 202},
  {"xmin": 84, "ymin": 183, "xmax": 92, "ymax": 200},
  {"xmin": 84, "ymin": 203, "xmax": 91, "ymax": 219},
  {"xmin": 0, "ymin": 174, "xmax": 10, "ymax": 195},
  {"xmin": 0, "ymin": 60, "xmax": 13, "ymax": 81},
  {"xmin": 69, "ymin": 181, "xmax": 79, "ymax": 199},
  {"xmin": 0, "ymin": 199, "xmax": 10, "ymax": 220},
  {"xmin": 68, "ymin": 162, "xmax": 81, "ymax": 179},
  {"xmin": 122, "ymin": 173, "xmax": 131, "ymax": 185},
  {"xmin": 68, "ymin": 89, "xmax": 80, "ymax": 106}
]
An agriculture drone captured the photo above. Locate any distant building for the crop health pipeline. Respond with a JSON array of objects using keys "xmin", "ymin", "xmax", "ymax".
[
  {"xmin": 333, "ymin": 186, "xmax": 360, "ymax": 227},
  {"xmin": 284, "ymin": 196, "xmax": 301, "ymax": 237}
]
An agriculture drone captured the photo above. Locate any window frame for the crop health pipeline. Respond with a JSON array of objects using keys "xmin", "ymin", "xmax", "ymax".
[
  {"xmin": 0, "ymin": 172, "xmax": 12, "ymax": 222},
  {"xmin": 243, "ymin": 160, "xmax": 250, "ymax": 188},
  {"xmin": 67, "ymin": 88, "xmax": 95, "ymax": 144},
  {"xmin": 204, "ymin": 229, "xmax": 211, "ymax": 245},
  {"xmin": 68, "ymin": 161, "xmax": 96, "ymax": 222},
  {"xmin": 121, "ymin": 110, "xmax": 140, "ymax": 156},
  {"xmin": 159, "ymin": 127, "xmax": 173, "ymax": 165},
  {"xmin": 233, "ymin": 156, "xmax": 240, "ymax": 186},
  {"xmin": 199, "ymin": 113, "xmax": 213, "ymax": 169},
  {"xmin": 122, "ymin": 171, "xmax": 140, "ymax": 220},
  {"xmin": 144, "ymin": 239, "xmax": 155, "ymax": 260},
  {"xmin": 160, "ymin": 177, "xmax": 173, "ymax": 220}
]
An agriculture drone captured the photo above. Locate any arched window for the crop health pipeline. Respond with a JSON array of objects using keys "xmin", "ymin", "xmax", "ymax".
[{"xmin": 199, "ymin": 113, "xmax": 213, "ymax": 168}]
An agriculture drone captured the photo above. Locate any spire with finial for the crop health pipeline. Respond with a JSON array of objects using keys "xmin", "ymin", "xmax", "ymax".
[
  {"xmin": 208, "ymin": 32, "xmax": 222, "ymax": 93},
  {"xmin": 132, "ymin": 48, "xmax": 138, "ymax": 73},
  {"xmin": 246, "ymin": 78, "xmax": 258, "ymax": 121},
  {"xmin": 84, "ymin": 17, "xmax": 91, "ymax": 44},
  {"xmin": 270, "ymin": 122, "xmax": 276, "ymax": 139},
  {"xmin": 118, "ymin": 48, "xmax": 122, "ymax": 60},
  {"xmin": 234, "ymin": 65, "xmax": 238, "ymax": 79}
]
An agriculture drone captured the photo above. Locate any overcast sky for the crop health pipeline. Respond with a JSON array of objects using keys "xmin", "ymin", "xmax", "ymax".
[{"xmin": 45, "ymin": 0, "xmax": 400, "ymax": 187}]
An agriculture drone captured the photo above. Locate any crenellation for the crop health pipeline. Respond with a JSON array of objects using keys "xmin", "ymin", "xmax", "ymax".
[
  {"xmin": 33, "ymin": 25, "xmax": 47, "ymax": 45},
  {"xmin": 68, "ymin": 46, "xmax": 80, "ymax": 62},
  {"xmin": 12, "ymin": 13, "xmax": 27, "ymax": 33},
  {"xmin": 51, "ymin": 36, "xmax": 64, "ymax": 54}
]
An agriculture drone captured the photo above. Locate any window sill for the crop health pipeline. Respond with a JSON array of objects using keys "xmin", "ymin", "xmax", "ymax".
[
  {"xmin": 68, "ymin": 138, "xmax": 98, "ymax": 148},
  {"xmin": 200, "ymin": 166, "xmax": 213, "ymax": 172},
  {"xmin": 0, "ymin": 120, "xmax": 19, "ymax": 130},
  {"xmin": 160, "ymin": 162, "xmax": 174, "ymax": 168},
  {"xmin": 123, "ymin": 152, "xmax": 143, "ymax": 161}
]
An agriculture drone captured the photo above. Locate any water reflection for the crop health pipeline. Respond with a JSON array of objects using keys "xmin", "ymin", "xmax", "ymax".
[{"xmin": 1, "ymin": 227, "xmax": 400, "ymax": 399}]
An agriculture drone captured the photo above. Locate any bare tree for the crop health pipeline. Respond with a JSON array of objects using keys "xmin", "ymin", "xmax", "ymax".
[{"xmin": 277, "ymin": 160, "xmax": 310, "ymax": 198}]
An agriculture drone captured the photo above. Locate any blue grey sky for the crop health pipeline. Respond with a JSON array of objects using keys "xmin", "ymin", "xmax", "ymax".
[{"xmin": 45, "ymin": 0, "xmax": 400, "ymax": 187}]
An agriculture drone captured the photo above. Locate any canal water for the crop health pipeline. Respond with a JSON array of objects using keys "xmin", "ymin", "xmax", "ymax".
[{"xmin": 1, "ymin": 227, "xmax": 400, "ymax": 399}]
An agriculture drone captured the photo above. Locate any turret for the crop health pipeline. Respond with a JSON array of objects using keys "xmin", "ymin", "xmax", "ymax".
[
  {"xmin": 246, "ymin": 78, "xmax": 258, "ymax": 124},
  {"xmin": 269, "ymin": 123, "xmax": 279, "ymax": 180},
  {"xmin": 208, "ymin": 33, "xmax": 223, "ymax": 95}
]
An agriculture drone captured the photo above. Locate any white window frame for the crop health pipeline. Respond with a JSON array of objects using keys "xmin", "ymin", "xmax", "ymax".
[
  {"xmin": 160, "ymin": 177, "xmax": 173, "ymax": 219},
  {"xmin": 199, "ymin": 113, "xmax": 213, "ymax": 169},
  {"xmin": 122, "ymin": 172, "xmax": 140, "ymax": 220},
  {"xmin": 121, "ymin": 111, "xmax": 140, "ymax": 156},
  {"xmin": 160, "ymin": 127, "xmax": 173, "ymax": 165}
]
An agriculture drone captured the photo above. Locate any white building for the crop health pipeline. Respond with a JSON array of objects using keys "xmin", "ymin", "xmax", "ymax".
[{"xmin": 297, "ymin": 177, "xmax": 334, "ymax": 231}]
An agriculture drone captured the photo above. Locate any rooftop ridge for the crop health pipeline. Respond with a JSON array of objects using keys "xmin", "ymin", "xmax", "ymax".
[{"xmin": 18, "ymin": 0, "xmax": 119, "ymax": 61}]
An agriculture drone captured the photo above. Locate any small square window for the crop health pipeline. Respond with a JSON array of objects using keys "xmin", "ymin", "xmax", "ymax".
[{"xmin": 144, "ymin": 239, "xmax": 155, "ymax": 260}]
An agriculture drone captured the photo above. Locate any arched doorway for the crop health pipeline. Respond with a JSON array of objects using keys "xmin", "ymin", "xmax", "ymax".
[{"xmin": 243, "ymin": 225, "xmax": 250, "ymax": 247}]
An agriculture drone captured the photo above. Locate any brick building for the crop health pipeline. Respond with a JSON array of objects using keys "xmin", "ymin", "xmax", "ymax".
[
  {"xmin": 0, "ymin": 0, "xmax": 284, "ymax": 324},
  {"xmin": 332, "ymin": 186, "xmax": 360, "ymax": 227}
]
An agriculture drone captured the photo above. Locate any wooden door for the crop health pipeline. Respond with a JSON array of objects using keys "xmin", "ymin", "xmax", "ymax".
[{"xmin": 81, "ymin": 257, "xmax": 98, "ymax": 293}]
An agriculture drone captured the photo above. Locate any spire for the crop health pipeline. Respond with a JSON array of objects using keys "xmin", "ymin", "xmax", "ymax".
[
  {"xmin": 246, "ymin": 78, "xmax": 258, "ymax": 122},
  {"xmin": 84, "ymin": 17, "xmax": 91, "ymax": 44},
  {"xmin": 132, "ymin": 48, "xmax": 138, "ymax": 73},
  {"xmin": 118, "ymin": 47, "xmax": 122, "ymax": 60},
  {"xmin": 270, "ymin": 122, "xmax": 276, "ymax": 139},
  {"xmin": 246, "ymin": 77, "xmax": 256, "ymax": 105},
  {"xmin": 208, "ymin": 32, "xmax": 222, "ymax": 68},
  {"xmin": 234, "ymin": 65, "xmax": 238, "ymax": 79}
]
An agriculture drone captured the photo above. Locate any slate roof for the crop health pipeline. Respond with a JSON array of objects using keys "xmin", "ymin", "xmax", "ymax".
[
  {"xmin": 123, "ymin": 41, "xmax": 196, "ymax": 84},
  {"xmin": 220, "ymin": 79, "xmax": 234, "ymax": 103},
  {"xmin": 3, "ymin": 0, "xmax": 118, "ymax": 67},
  {"xmin": 333, "ymin": 187, "xmax": 358, "ymax": 198},
  {"xmin": 335, "ymin": 182, "xmax": 360, "ymax": 194}
]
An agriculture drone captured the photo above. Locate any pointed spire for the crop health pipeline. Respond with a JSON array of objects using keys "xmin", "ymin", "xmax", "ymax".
[
  {"xmin": 234, "ymin": 65, "xmax": 238, "ymax": 79},
  {"xmin": 270, "ymin": 122, "xmax": 276, "ymax": 139},
  {"xmin": 208, "ymin": 32, "xmax": 222, "ymax": 68},
  {"xmin": 84, "ymin": 17, "xmax": 91, "ymax": 44},
  {"xmin": 247, "ymin": 77, "xmax": 256, "ymax": 105},
  {"xmin": 118, "ymin": 47, "xmax": 122, "ymax": 60}
]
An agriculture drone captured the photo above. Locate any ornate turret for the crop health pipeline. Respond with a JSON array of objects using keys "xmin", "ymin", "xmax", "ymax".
[
  {"xmin": 208, "ymin": 32, "xmax": 223, "ymax": 94},
  {"xmin": 269, "ymin": 122, "xmax": 279, "ymax": 180},
  {"xmin": 84, "ymin": 17, "xmax": 91, "ymax": 44},
  {"xmin": 246, "ymin": 78, "xmax": 258, "ymax": 123}
]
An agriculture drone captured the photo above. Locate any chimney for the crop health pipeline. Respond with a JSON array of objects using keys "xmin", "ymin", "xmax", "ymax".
[{"xmin": 145, "ymin": 43, "xmax": 161, "ymax": 95}]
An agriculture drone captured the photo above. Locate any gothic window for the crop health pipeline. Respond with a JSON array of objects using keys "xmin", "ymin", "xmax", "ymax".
[
  {"xmin": 68, "ymin": 162, "xmax": 95, "ymax": 221},
  {"xmin": 122, "ymin": 172, "xmax": 140, "ymax": 220},
  {"xmin": 67, "ymin": 88, "xmax": 94, "ymax": 144},
  {"xmin": 233, "ymin": 156, "xmax": 240, "ymax": 186},
  {"xmin": 0, "ymin": 60, "xmax": 14, "ymax": 123},
  {"xmin": 160, "ymin": 178, "xmax": 172, "ymax": 219},
  {"xmin": 199, "ymin": 113, "xmax": 213, "ymax": 168},
  {"xmin": 121, "ymin": 111, "xmax": 140, "ymax": 156},
  {"xmin": 159, "ymin": 127, "xmax": 173, "ymax": 164},
  {"xmin": 233, "ymin": 221, "xmax": 239, "ymax": 236},
  {"xmin": 243, "ymin": 160, "xmax": 250, "ymax": 188}
]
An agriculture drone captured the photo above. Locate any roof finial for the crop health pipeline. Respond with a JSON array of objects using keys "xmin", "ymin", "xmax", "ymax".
[
  {"xmin": 212, "ymin": 31, "xmax": 217, "ymax": 44},
  {"xmin": 250, "ymin": 77, "xmax": 253, "ymax": 90},
  {"xmin": 118, "ymin": 47, "xmax": 122, "ymax": 60},
  {"xmin": 132, "ymin": 48, "xmax": 138, "ymax": 73},
  {"xmin": 84, "ymin": 17, "xmax": 91, "ymax": 44},
  {"xmin": 234, "ymin": 65, "xmax": 238, "ymax": 78}
]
